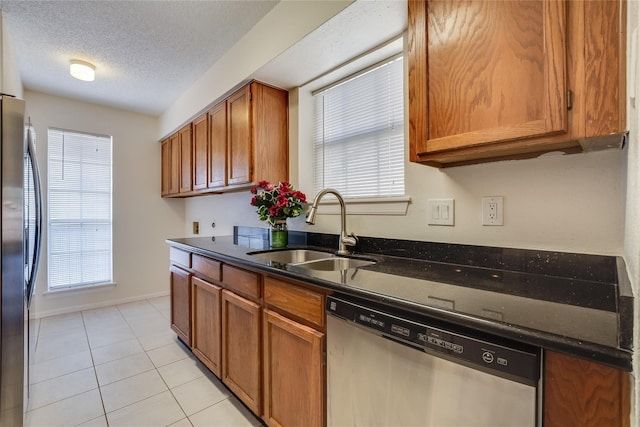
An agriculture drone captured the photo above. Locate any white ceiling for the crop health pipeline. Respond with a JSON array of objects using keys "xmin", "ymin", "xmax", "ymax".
[
  {"xmin": 0, "ymin": 0, "xmax": 407, "ymax": 117},
  {"xmin": 253, "ymin": 0, "xmax": 406, "ymax": 91},
  {"xmin": 0, "ymin": 0, "xmax": 279, "ymax": 115}
]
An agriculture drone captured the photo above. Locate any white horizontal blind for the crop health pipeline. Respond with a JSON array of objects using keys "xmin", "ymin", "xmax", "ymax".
[
  {"xmin": 313, "ymin": 55, "xmax": 405, "ymax": 198},
  {"xmin": 48, "ymin": 128, "xmax": 113, "ymax": 289}
]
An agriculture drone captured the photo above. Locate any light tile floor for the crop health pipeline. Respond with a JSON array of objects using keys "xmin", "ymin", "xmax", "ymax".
[{"xmin": 26, "ymin": 296, "xmax": 263, "ymax": 427}]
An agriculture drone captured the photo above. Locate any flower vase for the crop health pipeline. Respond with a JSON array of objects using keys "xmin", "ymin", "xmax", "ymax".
[{"xmin": 270, "ymin": 220, "xmax": 288, "ymax": 248}]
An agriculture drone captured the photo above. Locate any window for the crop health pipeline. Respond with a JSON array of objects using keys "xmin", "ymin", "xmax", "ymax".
[
  {"xmin": 312, "ymin": 54, "xmax": 404, "ymax": 198},
  {"xmin": 47, "ymin": 128, "xmax": 113, "ymax": 290}
]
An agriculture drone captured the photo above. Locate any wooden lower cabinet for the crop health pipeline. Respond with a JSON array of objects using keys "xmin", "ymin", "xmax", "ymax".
[
  {"xmin": 171, "ymin": 249, "xmax": 635, "ymax": 427},
  {"xmin": 191, "ymin": 276, "xmax": 222, "ymax": 377},
  {"xmin": 221, "ymin": 289, "xmax": 262, "ymax": 414},
  {"xmin": 544, "ymin": 350, "xmax": 630, "ymax": 427},
  {"xmin": 263, "ymin": 309, "xmax": 325, "ymax": 427},
  {"xmin": 170, "ymin": 265, "xmax": 192, "ymax": 346}
]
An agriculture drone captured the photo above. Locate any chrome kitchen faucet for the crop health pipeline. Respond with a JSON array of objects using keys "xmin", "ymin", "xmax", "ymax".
[{"xmin": 305, "ymin": 189, "xmax": 357, "ymax": 255}]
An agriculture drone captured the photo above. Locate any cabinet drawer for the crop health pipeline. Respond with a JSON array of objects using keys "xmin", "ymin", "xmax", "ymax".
[
  {"xmin": 222, "ymin": 264, "xmax": 260, "ymax": 300},
  {"xmin": 193, "ymin": 254, "xmax": 221, "ymax": 282},
  {"xmin": 264, "ymin": 276, "xmax": 324, "ymax": 330},
  {"xmin": 170, "ymin": 247, "xmax": 191, "ymax": 268}
]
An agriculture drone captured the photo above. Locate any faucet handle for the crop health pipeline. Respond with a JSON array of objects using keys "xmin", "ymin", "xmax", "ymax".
[{"xmin": 342, "ymin": 232, "xmax": 357, "ymax": 248}]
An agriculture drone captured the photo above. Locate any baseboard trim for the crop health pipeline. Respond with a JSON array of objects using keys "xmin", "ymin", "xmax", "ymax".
[{"xmin": 32, "ymin": 290, "xmax": 170, "ymax": 319}]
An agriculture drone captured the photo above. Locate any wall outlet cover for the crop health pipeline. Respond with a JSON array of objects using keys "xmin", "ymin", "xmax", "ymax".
[{"xmin": 482, "ymin": 196, "xmax": 504, "ymax": 226}]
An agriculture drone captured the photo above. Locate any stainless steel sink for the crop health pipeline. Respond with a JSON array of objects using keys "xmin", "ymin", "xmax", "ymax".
[
  {"xmin": 248, "ymin": 249, "xmax": 335, "ymax": 264},
  {"xmin": 294, "ymin": 257, "xmax": 376, "ymax": 271},
  {"xmin": 247, "ymin": 249, "xmax": 376, "ymax": 271}
]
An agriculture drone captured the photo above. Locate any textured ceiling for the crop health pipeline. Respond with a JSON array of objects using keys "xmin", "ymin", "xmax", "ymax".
[{"xmin": 0, "ymin": 0, "xmax": 279, "ymax": 115}]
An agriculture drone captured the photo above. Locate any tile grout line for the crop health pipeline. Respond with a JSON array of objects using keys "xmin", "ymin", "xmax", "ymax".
[
  {"xmin": 27, "ymin": 298, "xmax": 224, "ymax": 427},
  {"xmin": 129, "ymin": 299, "xmax": 224, "ymax": 426},
  {"xmin": 26, "ymin": 315, "xmax": 95, "ymax": 416},
  {"xmin": 159, "ymin": 368, "xmax": 193, "ymax": 426},
  {"xmin": 111, "ymin": 300, "xmax": 191, "ymax": 424},
  {"xmin": 25, "ymin": 384, "xmax": 100, "ymax": 416},
  {"xmin": 81, "ymin": 308, "xmax": 110, "ymax": 427},
  {"xmin": 89, "ymin": 303, "xmax": 164, "ymax": 423}
]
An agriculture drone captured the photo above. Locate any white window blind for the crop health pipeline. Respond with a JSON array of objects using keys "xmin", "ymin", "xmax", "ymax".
[
  {"xmin": 47, "ymin": 128, "xmax": 113, "ymax": 289},
  {"xmin": 313, "ymin": 55, "xmax": 405, "ymax": 198}
]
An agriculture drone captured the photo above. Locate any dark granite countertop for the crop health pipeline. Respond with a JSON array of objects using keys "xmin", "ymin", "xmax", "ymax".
[{"xmin": 167, "ymin": 227, "xmax": 633, "ymax": 371}]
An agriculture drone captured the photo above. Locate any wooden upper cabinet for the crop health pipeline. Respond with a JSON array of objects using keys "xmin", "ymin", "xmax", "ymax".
[
  {"xmin": 428, "ymin": 1, "xmax": 566, "ymax": 149},
  {"xmin": 161, "ymin": 80, "xmax": 288, "ymax": 197},
  {"xmin": 205, "ymin": 81, "xmax": 289, "ymax": 190},
  {"xmin": 169, "ymin": 132, "xmax": 180, "ymax": 195},
  {"xmin": 178, "ymin": 123, "xmax": 193, "ymax": 193},
  {"xmin": 581, "ymin": 0, "xmax": 626, "ymax": 139},
  {"xmin": 192, "ymin": 114, "xmax": 208, "ymax": 191},
  {"xmin": 409, "ymin": 0, "xmax": 626, "ymax": 167},
  {"xmin": 224, "ymin": 81, "xmax": 289, "ymax": 188},
  {"xmin": 208, "ymin": 101, "xmax": 228, "ymax": 188},
  {"xmin": 161, "ymin": 139, "xmax": 170, "ymax": 196},
  {"xmin": 227, "ymin": 85, "xmax": 252, "ymax": 186},
  {"xmin": 251, "ymin": 81, "xmax": 289, "ymax": 186}
]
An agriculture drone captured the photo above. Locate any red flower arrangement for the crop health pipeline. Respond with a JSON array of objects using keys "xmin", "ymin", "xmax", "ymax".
[{"xmin": 250, "ymin": 180, "xmax": 307, "ymax": 225}]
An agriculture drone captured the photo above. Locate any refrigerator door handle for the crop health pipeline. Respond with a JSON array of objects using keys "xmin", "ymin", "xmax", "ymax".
[{"xmin": 25, "ymin": 124, "xmax": 42, "ymax": 308}]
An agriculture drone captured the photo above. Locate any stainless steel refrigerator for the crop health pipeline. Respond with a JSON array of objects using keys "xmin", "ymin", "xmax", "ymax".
[{"xmin": 0, "ymin": 96, "xmax": 42, "ymax": 426}]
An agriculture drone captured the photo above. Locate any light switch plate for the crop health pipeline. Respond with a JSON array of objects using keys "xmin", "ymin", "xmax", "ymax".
[{"xmin": 427, "ymin": 199, "xmax": 454, "ymax": 226}]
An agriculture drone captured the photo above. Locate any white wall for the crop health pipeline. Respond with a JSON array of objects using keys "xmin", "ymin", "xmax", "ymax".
[
  {"xmin": 0, "ymin": 11, "xmax": 23, "ymax": 98},
  {"xmin": 25, "ymin": 90, "xmax": 185, "ymax": 318},
  {"xmin": 185, "ymin": 150, "xmax": 625, "ymax": 255},
  {"xmin": 624, "ymin": 2, "xmax": 639, "ymax": 424},
  {"xmin": 159, "ymin": 0, "xmax": 352, "ymax": 139}
]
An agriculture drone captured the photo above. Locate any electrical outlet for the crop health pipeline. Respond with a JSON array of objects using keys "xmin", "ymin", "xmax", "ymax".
[
  {"xmin": 427, "ymin": 199, "xmax": 454, "ymax": 226},
  {"xmin": 482, "ymin": 197, "xmax": 503, "ymax": 226},
  {"xmin": 193, "ymin": 221, "xmax": 200, "ymax": 234}
]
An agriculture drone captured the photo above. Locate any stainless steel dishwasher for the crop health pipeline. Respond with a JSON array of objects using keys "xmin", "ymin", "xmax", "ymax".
[{"xmin": 326, "ymin": 294, "xmax": 541, "ymax": 427}]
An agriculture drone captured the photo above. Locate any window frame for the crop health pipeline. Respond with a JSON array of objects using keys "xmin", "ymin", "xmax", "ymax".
[
  {"xmin": 46, "ymin": 127, "xmax": 114, "ymax": 291},
  {"xmin": 297, "ymin": 36, "xmax": 410, "ymax": 215}
]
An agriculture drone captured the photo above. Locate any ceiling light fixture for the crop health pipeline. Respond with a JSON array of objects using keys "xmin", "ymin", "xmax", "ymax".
[{"xmin": 69, "ymin": 60, "xmax": 95, "ymax": 82}]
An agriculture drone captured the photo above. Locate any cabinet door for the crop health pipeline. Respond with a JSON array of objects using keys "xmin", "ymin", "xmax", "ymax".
[
  {"xmin": 161, "ymin": 139, "xmax": 170, "ymax": 196},
  {"xmin": 227, "ymin": 85, "xmax": 252, "ymax": 186},
  {"xmin": 221, "ymin": 290, "xmax": 261, "ymax": 414},
  {"xmin": 410, "ymin": 0, "xmax": 567, "ymax": 160},
  {"xmin": 169, "ymin": 133, "xmax": 180, "ymax": 195},
  {"xmin": 251, "ymin": 82, "xmax": 289, "ymax": 185},
  {"xmin": 544, "ymin": 351, "xmax": 630, "ymax": 427},
  {"xmin": 208, "ymin": 101, "xmax": 227, "ymax": 188},
  {"xmin": 178, "ymin": 123, "xmax": 193, "ymax": 193},
  {"xmin": 263, "ymin": 309, "xmax": 324, "ymax": 427},
  {"xmin": 192, "ymin": 114, "xmax": 208, "ymax": 191},
  {"xmin": 170, "ymin": 265, "xmax": 192, "ymax": 346},
  {"xmin": 192, "ymin": 277, "xmax": 222, "ymax": 377}
]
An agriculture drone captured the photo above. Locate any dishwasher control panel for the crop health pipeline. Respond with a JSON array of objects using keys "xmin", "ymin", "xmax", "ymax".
[{"xmin": 327, "ymin": 294, "xmax": 540, "ymax": 385}]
